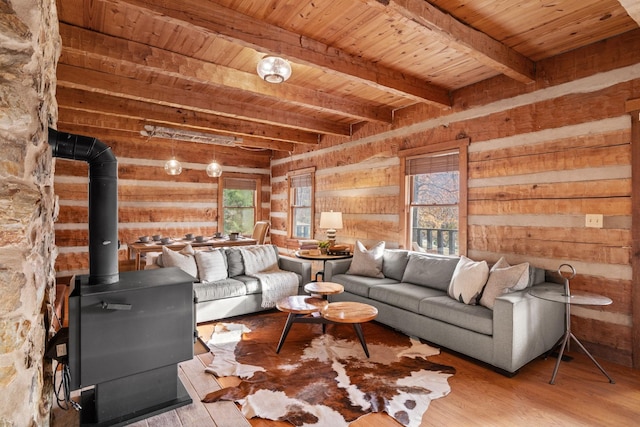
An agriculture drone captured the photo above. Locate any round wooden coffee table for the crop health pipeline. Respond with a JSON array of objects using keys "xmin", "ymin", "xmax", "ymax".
[
  {"xmin": 304, "ymin": 281, "xmax": 344, "ymax": 298},
  {"xmin": 321, "ymin": 302, "xmax": 378, "ymax": 357},
  {"xmin": 275, "ymin": 295, "xmax": 328, "ymax": 353}
]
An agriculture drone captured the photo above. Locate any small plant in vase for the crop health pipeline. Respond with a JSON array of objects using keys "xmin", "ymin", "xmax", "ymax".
[{"xmin": 318, "ymin": 240, "xmax": 331, "ymax": 254}]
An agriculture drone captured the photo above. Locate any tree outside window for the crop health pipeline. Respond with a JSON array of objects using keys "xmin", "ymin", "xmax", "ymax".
[
  {"xmin": 408, "ymin": 151, "xmax": 460, "ymax": 255},
  {"xmin": 288, "ymin": 169, "xmax": 314, "ymax": 239},
  {"xmin": 222, "ymin": 178, "xmax": 257, "ymax": 234}
]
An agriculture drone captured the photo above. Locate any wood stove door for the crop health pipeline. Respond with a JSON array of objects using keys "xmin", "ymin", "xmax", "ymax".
[{"xmin": 72, "ymin": 268, "xmax": 194, "ymax": 387}]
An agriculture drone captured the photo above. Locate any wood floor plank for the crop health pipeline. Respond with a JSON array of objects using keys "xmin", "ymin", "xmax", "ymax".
[
  {"xmin": 174, "ymin": 367, "xmax": 222, "ymax": 426},
  {"xmin": 181, "ymin": 353, "xmax": 251, "ymax": 426}
]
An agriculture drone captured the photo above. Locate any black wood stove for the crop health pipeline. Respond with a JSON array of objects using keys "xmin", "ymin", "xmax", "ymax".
[{"xmin": 49, "ymin": 129, "xmax": 195, "ymax": 426}]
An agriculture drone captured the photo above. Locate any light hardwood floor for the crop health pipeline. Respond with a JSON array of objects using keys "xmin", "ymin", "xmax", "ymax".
[{"xmin": 52, "ymin": 319, "xmax": 640, "ymax": 426}]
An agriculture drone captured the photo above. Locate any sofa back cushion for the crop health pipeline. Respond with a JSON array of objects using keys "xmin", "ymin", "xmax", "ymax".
[
  {"xmin": 225, "ymin": 244, "xmax": 279, "ymax": 277},
  {"xmin": 382, "ymin": 249, "xmax": 410, "ymax": 281},
  {"xmin": 401, "ymin": 253, "xmax": 459, "ymax": 291},
  {"xmin": 195, "ymin": 249, "xmax": 228, "ymax": 283}
]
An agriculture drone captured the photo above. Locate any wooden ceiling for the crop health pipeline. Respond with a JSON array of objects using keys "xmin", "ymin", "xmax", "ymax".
[{"xmin": 55, "ymin": 0, "xmax": 640, "ymax": 153}]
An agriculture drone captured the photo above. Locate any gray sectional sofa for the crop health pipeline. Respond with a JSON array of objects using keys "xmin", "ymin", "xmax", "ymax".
[
  {"xmin": 148, "ymin": 244, "xmax": 311, "ymax": 323},
  {"xmin": 324, "ymin": 249, "xmax": 565, "ymax": 374}
]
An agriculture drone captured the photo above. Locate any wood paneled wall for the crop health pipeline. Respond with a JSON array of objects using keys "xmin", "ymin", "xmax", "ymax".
[
  {"xmin": 271, "ymin": 30, "xmax": 640, "ymax": 366},
  {"xmin": 53, "ymin": 135, "xmax": 271, "ymax": 277}
]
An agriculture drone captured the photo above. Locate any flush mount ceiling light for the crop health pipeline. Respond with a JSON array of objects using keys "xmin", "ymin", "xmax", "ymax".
[
  {"xmin": 164, "ymin": 158, "xmax": 182, "ymax": 176},
  {"xmin": 141, "ymin": 125, "xmax": 241, "ymax": 146},
  {"xmin": 206, "ymin": 161, "xmax": 222, "ymax": 178},
  {"xmin": 256, "ymin": 56, "xmax": 292, "ymax": 83}
]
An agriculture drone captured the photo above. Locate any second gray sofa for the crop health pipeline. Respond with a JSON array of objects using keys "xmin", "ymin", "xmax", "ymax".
[{"xmin": 324, "ymin": 249, "xmax": 565, "ymax": 375}]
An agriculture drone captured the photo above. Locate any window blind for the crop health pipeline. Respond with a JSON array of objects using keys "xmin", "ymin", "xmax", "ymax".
[
  {"xmin": 406, "ymin": 151, "xmax": 459, "ymax": 175},
  {"xmin": 290, "ymin": 173, "xmax": 312, "ymax": 188},
  {"xmin": 224, "ymin": 178, "xmax": 256, "ymax": 190}
]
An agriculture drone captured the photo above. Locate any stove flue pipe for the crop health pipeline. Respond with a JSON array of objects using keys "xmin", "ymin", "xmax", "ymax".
[{"xmin": 48, "ymin": 128, "xmax": 119, "ymax": 285}]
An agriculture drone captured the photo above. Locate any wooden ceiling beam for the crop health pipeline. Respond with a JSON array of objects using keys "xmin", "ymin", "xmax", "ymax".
[
  {"xmin": 56, "ymin": 63, "xmax": 351, "ymax": 136},
  {"xmin": 59, "ymin": 24, "xmax": 393, "ymax": 124},
  {"xmin": 381, "ymin": 0, "xmax": 536, "ymax": 84},
  {"xmin": 618, "ymin": 0, "xmax": 640, "ymax": 27},
  {"xmin": 56, "ymin": 111, "xmax": 297, "ymax": 152},
  {"xmin": 56, "ymin": 86, "xmax": 319, "ymax": 145},
  {"xmin": 114, "ymin": 0, "xmax": 452, "ymax": 107}
]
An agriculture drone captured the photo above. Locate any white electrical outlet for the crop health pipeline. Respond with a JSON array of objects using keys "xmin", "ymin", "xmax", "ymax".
[{"xmin": 585, "ymin": 214, "xmax": 603, "ymax": 228}]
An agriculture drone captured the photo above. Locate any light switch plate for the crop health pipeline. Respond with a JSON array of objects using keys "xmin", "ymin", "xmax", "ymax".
[{"xmin": 585, "ymin": 214, "xmax": 603, "ymax": 228}]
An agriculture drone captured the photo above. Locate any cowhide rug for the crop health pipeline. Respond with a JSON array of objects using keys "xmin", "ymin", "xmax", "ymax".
[{"xmin": 202, "ymin": 313, "xmax": 455, "ymax": 427}]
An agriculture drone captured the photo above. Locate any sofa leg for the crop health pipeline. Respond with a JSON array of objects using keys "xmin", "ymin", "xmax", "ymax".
[{"xmin": 493, "ymin": 367, "xmax": 518, "ymax": 378}]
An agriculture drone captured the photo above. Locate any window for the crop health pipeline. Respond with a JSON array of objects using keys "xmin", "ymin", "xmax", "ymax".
[
  {"xmin": 288, "ymin": 168, "xmax": 315, "ymax": 239},
  {"xmin": 400, "ymin": 139, "xmax": 468, "ymax": 255},
  {"xmin": 220, "ymin": 177, "xmax": 259, "ymax": 234}
]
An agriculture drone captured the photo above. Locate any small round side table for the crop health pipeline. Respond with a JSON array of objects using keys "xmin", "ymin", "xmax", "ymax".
[{"xmin": 529, "ymin": 264, "xmax": 614, "ymax": 384}]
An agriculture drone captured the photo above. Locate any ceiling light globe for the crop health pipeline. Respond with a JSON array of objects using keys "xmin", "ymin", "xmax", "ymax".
[
  {"xmin": 206, "ymin": 161, "xmax": 223, "ymax": 177},
  {"xmin": 257, "ymin": 56, "xmax": 292, "ymax": 83},
  {"xmin": 164, "ymin": 158, "xmax": 182, "ymax": 175}
]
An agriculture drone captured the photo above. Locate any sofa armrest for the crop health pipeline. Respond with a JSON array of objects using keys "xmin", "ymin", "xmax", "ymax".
[
  {"xmin": 491, "ymin": 283, "xmax": 565, "ymax": 373},
  {"xmin": 324, "ymin": 259, "xmax": 352, "ymax": 281},
  {"xmin": 279, "ymin": 255, "xmax": 312, "ymax": 285}
]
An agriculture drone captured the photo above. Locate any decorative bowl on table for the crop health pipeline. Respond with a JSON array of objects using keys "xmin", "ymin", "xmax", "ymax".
[
  {"xmin": 195, "ymin": 236, "xmax": 206, "ymax": 242},
  {"xmin": 160, "ymin": 237, "xmax": 171, "ymax": 244},
  {"xmin": 138, "ymin": 236, "xmax": 150, "ymax": 243}
]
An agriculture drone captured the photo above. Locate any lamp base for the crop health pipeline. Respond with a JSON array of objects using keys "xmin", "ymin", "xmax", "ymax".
[{"xmin": 326, "ymin": 229, "xmax": 336, "ymax": 241}]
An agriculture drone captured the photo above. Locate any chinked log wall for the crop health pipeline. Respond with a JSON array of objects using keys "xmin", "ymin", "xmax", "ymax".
[
  {"xmin": 271, "ymin": 29, "xmax": 640, "ymax": 367},
  {"xmin": 53, "ymin": 136, "xmax": 272, "ymax": 276}
]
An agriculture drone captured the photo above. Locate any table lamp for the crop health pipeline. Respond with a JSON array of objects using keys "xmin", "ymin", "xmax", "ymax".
[{"xmin": 319, "ymin": 211, "xmax": 343, "ymax": 244}]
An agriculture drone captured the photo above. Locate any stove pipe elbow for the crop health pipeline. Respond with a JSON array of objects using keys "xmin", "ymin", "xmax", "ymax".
[{"xmin": 48, "ymin": 128, "xmax": 119, "ymax": 285}]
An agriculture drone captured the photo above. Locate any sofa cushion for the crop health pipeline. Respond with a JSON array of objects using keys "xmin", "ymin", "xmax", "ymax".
[
  {"xmin": 161, "ymin": 244, "xmax": 198, "ymax": 279},
  {"xmin": 369, "ymin": 283, "xmax": 446, "ymax": 313},
  {"xmin": 347, "ymin": 241, "xmax": 386, "ymax": 278},
  {"xmin": 193, "ymin": 278, "xmax": 247, "ymax": 302},
  {"xmin": 479, "ymin": 258, "xmax": 530, "ymax": 309},
  {"xmin": 447, "ymin": 256, "xmax": 489, "ymax": 305},
  {"xmin": 330, "ymin": 274, "xmax": 397, "ymax": 298},
  {"xmin": 225, "ymin": 247, "xmax": 245, "ymax": 277},
  {"xmin": 401, "ymin": 253, "xmax": 459, "ymax": 291},
  {"xmin": 195, "ymin": 249, "xmax": 228, "ymax": 283},
  {"xmin": 234, "ymin": 275, "xmax": 262, "ymax": 295},
  {"xmin": 382, "ymin": 249, "xmax": 410, "ymax": 281},
  {"xmin": 419, "ymin": 296, "xmax": 493, "ymax": 336}
]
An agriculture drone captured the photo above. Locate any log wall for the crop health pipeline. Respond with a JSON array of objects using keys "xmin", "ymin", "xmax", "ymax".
[
  {"xmin": 53, "ymin": 135, "xmax": 271, "ymax": 277},
  {"xmin": 271, "ymin": 30, "xmax": 640, "ymax": 366}
]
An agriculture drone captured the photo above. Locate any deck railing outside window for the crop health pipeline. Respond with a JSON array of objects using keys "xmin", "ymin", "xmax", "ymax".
[{"xmin": 412, "ymin": 227, "xmax": 458, "ymax": 255}]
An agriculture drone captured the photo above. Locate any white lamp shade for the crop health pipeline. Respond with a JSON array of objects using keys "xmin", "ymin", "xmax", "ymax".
[
  {"xmin": 206, "ymin": 161, "xmax": 223, "ymax": 177},
  {"xmin": 319, "ymin": 211, "xmax": 343, "ymax": 230},
  {"xmin": 164, "ymin": 158, "xmax": 182, "ymax": 175},
  {"xmin": 257, "ymin": 56, "xmax": 292, "ymax": 83}
]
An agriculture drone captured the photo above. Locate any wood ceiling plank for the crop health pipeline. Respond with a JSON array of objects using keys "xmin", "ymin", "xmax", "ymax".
[
  {"xmin": 111, "ymin": 0, "xmax": 452, "ymax": 107},
  {"xmin": 619, "ymin": 0, "xmax": 640, "ymax": 26},
  {"xmin": 382, "ymin": 0, "xmax": 536, "ymax": 84},
  {"xmin": 56, "ymin": 86, "xmax": 319, "ymax": 146},
  {"xmin": 59, "ymin": 24, "xmax": 393, "ymax": 124},
  {"xmin": 56, "ymin": 63, "xmax": 351, "ymax": 136}
]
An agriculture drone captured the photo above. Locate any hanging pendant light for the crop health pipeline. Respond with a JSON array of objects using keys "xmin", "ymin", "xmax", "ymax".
[
  {"xmin": 164, "ymin": 158, "xmax": 182, "ymax": 175},
  {"xmin": 206, "ymin": 161, "xmax": 222, "ymax": 177},
  {"xmin": 257, "ymin": 56, "xmax": 292, "ymax": 83}
]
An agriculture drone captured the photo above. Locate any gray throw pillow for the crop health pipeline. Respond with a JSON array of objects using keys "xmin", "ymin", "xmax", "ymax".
[
  {"xmin": 401, "ymin": 253, "xmax": 459, "ymax": 291},
  {"xmin": 479, "ymin": 257, "xmax": 530, "ymax": 310},
  {"xmin": 225, "ymin": 248, "xmax": 244, "ymax": 277},
  {"xmin": 346, "ymin": 241, "xmax": 385, "ymax": 278}
]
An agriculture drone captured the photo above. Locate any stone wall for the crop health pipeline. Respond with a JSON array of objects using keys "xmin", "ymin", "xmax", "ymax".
[{"xmin": 0, "ymin": 0, "xmax": 60, "ymax": 426}]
